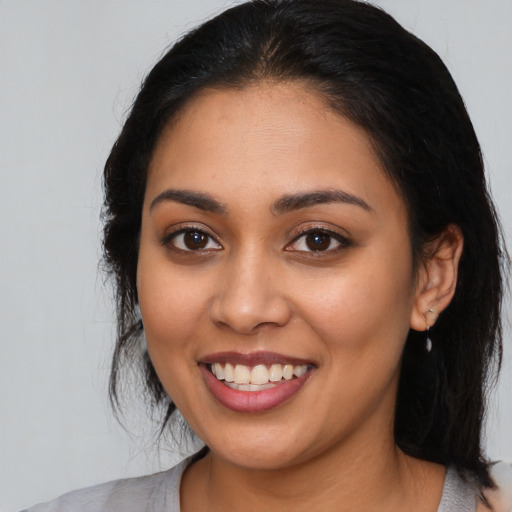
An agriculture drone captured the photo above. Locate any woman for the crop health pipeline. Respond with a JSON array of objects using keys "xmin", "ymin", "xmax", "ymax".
[{"xmin": 24, "ymin": 0, "xmax": 510, "ymax": 510}]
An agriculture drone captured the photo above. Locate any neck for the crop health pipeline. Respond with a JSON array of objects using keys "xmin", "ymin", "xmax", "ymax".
[{"xmin": 181, "ymin": 427, "xmax": 445, "ymax": 512}]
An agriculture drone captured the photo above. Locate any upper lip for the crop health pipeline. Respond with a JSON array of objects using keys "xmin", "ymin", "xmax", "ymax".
[{"xmin": 198, "ymin": 351, "xmax": 316, "ymax": 367}]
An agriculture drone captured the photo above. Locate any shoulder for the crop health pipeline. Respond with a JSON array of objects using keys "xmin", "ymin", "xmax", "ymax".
[
  {"xmin": 480, "ymin": 461, "xmax": 512, "ymax": 512},
  {"xmin": 21, "ymin": 457, "xmax": 190, "ymax": 512},
  {"xmin": 440, "ymin": 463, "xmax": 512, "ymax": 512}
]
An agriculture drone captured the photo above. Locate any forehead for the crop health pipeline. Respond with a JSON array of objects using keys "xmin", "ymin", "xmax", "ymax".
[{"xmin": 146, "ymin": 83, "xmax": 404, "ymax": 219}]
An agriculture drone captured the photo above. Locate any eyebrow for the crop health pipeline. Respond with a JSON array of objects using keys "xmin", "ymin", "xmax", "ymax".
[
  {"xmin": 149, "ymin": 187, "xmax": 371, "ymax": 216},
  {"xmin": 149, "ymin": 189, "xmax": 227, "ymax": 214},
  {"xmin": 272, "ymin": 189, "xmax": 372, "ymax": 215}
]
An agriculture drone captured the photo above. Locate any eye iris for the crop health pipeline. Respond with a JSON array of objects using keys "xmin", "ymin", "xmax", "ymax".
[
  {"xmin": 306, "ymin": 233, "xmax": 331, "ymax": 251},
  {"xmin": 184, "ymin": 231, "xmax": 208, "ymax": 250}
]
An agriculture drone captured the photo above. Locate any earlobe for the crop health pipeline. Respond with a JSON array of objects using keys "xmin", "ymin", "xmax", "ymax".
[{"xmin": 410, "ymin": 224, "xmax": 464, "ymax": 332}]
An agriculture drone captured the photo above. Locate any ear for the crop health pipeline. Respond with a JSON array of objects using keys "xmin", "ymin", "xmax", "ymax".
[{"xmin": 410, "ymin": 224, "xmax": 464, "ymax": 332}]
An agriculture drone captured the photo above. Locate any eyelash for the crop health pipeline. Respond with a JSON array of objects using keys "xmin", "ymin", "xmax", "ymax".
[
  {"xmin": 160, "ymin": 226, "xmax": 351, "ymax": 255},
  {"xmin": 161, "ymin": 226, "xmax": 222, "ymax": 252},
  {"xmin": 287, "ymin": 227, "xmax": 351, "ymax": 254}
]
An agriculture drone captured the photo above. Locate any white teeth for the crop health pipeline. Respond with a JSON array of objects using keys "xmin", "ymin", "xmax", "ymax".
[
  {"xmin": 269, "ymin": 364, "xmax": 283, "ymax": 382},
  {"xmin": 294, "ymin": 365, "xmax": 307, "ymax": 377},
  {"xmin": 224, "ymin": 363, "xmax": 234, "ymax": 382},
  {"xmin": 283, "ymin": 364, "xmax": 294, "ymax": 380},
  {"xmin": 210, "ymin": 362, "xmax": 310, "ymax": 387},
  {"xmin": 225, "ymin": 382, "xmax": 276, "ymax": 391},
  {"xmin": 233, "ymin": 364, "xmax": 251, "ymax": 384},
  {"xmin": 251, "ymin": 364, "xmax": 270, "ymax": 385},
  {"xmin": 213, "ymin": 362, "xmax": 224, "ymax": 379}
]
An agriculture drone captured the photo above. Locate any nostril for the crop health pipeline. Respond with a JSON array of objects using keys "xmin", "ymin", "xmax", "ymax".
[{"xmin": 209, "ymin": 293, "xmax": 292, "ymax": 334}]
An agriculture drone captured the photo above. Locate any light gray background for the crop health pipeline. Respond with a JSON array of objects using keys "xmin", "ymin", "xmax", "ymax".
[{"xmin": 1, "ymin": 1, "xmax": 511, "ymax": 510}]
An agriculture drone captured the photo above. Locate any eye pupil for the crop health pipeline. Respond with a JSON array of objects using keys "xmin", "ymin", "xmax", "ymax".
[
  {"xmin": 306, "ymin": 233, "xmax": 330, "ymax": 251},
  {"xmin": 184, "ymin": 231, "xmax": 208, "ymax": 250}
]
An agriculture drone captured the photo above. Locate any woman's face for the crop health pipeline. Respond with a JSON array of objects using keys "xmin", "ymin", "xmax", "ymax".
[{"xmin": 137, "ymin": 83, "xmax": 423, "ymax": 470}]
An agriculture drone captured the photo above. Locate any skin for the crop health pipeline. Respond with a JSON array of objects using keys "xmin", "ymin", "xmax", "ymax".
[{"xmin": 137, "ymin": 83, "xmax": 463, "ymax": 511}]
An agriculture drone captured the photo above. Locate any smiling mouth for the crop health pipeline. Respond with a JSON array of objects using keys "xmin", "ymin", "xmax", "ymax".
[
  {"xmin": 208, "ymin": 362, "xmax": 311, "ymax": 391},
  {"xmin": 200, "ymin": 354, "xmax": 315, "ymax": 412}
]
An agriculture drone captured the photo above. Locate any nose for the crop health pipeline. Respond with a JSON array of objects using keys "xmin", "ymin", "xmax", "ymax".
[{"xmin": 209, "ymin": 252, "xmax": 292, "ymax": 334}]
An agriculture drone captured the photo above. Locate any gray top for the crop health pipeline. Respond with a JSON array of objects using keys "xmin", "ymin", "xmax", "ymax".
[
  {"xmin": 438, "ymin": 468, "xmax": 478, "ymax": 512},
  {"xmin": 22, "ymin": 459, "xmax": 512, "ymax": 512},
  {"xmin": 22, "ymin": 458, "xmax": 186, "ymax": 512}
]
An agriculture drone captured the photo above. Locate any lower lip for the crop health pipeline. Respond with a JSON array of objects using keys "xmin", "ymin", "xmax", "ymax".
[{"xmin": 200, "ymin": 365, "xmax": 313, "ymax": 413}]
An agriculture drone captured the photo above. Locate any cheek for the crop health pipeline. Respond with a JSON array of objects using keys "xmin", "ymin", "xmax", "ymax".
[
  {"xmin": 136, "ymin": 238, "xmax": 209, "ymax": 365},
  {"xmin": 296, "ymin": 247, "xmax": 415, "ymax": 359},
  {"xmin": 138, "ymin": 272, "xmax": 204, "ymax": 348},
  {"xmin": 137, "ymin": 266, "xmax": 206, "ymax": 405}
]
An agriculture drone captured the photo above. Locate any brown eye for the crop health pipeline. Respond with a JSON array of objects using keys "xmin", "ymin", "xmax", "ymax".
[
  {"xmin": 184, "ymin": 231, "xmax": 208, "ymax": 250},
  {"xmin": 305, "ymin": 233, "xmax": 331, "ymax": 251},
  {"xmin": 166, "ymin": 229, "xmax": 222, "ymax": 252},
  {"xmin": 287, "ymin": 229, "xmax": 350, "ymax": 253}
]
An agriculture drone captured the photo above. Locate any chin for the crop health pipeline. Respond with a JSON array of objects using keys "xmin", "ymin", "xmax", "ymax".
[{"xmin": 193, "ymin": 417, "xmax": 327, "ymax": 471}]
